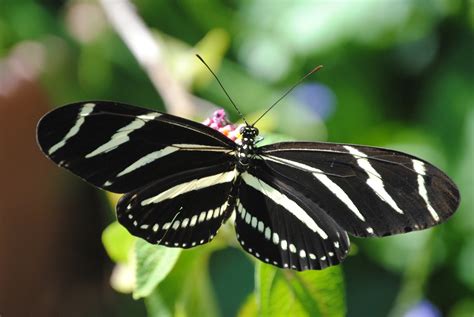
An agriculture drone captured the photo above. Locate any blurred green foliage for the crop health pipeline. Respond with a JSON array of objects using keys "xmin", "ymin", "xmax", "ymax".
[{"xmin": 2, "ymin": 0, "xmax": 473, "ymax": 316}]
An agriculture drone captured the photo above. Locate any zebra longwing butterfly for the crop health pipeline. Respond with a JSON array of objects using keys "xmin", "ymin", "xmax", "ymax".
[{"xmin": 36, "ymin": 100, "xmax": 459, "ymax": 271}]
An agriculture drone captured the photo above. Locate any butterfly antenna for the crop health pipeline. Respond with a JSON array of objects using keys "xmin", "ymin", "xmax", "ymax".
[
  {"xmin": 196, "ymin": 54, "xmax": 249, "ymax": 125},
  {"xmin": 252, "ymin": 64, "xmax": 323, "ymax": 126}
]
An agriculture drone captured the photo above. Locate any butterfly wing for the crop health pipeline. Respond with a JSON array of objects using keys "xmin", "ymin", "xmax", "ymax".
[
  {"xmin": 257, "ymin": 142, "xmax": 460, "ymax": 237},
  {"xmin": 117, "ymin": 161, "xmax": 238, "ymax": 247},
  {"xmin": 235, "ymin": 170, "xmax": 350, "ymax": 271},
  {"xmin": 37, "ymin": 101, "xmax": 236, "ymax": 193}
]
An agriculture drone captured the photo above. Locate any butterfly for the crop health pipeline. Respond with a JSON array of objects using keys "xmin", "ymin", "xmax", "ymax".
[
  {"xmin": 36, "ymin": 101, "xmax": 460, "ymax": 271},
  {"xmin": 36, "ymin": 58, "xmax": 460, "ymax": 271}
]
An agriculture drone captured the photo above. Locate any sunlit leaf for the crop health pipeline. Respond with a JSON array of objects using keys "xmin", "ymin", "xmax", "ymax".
[
  {"xmin": 157, "ymin": 242, "xmax": 226, "ymax": 317},
  {"xmin": 102, "ymin": 221, "xmax": 136, "ymax": 263},
  {"xmin": 237, "ymin": 294, "xmax": 258, "ymax": 317},
  {"xmin": 256, "ymin": 262, "xmax": 346, "ymax": 317},
  {"xmin": 145, "ymin": 291, "xmax": 172, "ymax": 317},
  {"xmin": 134, "ymin": 239, "xmax": 182, "ymax": 299}
]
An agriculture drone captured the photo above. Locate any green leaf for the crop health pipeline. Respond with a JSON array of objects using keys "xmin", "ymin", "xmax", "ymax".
[
  {"xmin": 145, "ymin": 291, "xmax": 172, "ymax": 317},
  {"xmin": 156, "ymin": 242, "xmax": 226, "ymax": 317},
  {"xmin": 237, "ymin": 294, "xmax": 258, "ymax": 317},
  {"xmin": 101, "ymin": 221, "xmax": 136, "ymax": 263},
  {"xmin": 134, "ymin": 239, "xmax": 182, "ymax": 299},
  {"xmin": 256, "ymin": 262, "xmax": 346, "ymax": 317}
]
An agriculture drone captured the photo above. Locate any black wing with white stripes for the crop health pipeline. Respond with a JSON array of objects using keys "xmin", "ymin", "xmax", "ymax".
[
  {"xmin": 257, "ymin": 142, "xmax": 460, "ymax": 238},
  {"xmin": 236, "ymin": 169, "xmax": 350, "ymax": 270},
  {"xmin": 117, "ymin": 161, "xmax": 237, "ymax": 248},
  {"xmin": 37, "ymin": 101, "xmax": 236, "ymax": 193}
]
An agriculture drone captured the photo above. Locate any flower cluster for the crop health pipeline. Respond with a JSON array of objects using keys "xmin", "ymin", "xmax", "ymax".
[{"xmin": 202, "ymin": 109, "xmax": 243, "ymax": 143}]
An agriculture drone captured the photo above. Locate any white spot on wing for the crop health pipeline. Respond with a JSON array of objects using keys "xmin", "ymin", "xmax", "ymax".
[
  {"xmin": 172, "ymin": 220, "xmax": 180, "ymax": 230},
  {"xmin": 251, "ymin": 216, "xmax": 257, "ymax": 228},
  {"xmin": 264, "ymin": 227, "xmax": 271, "ymax": 240},
  {"xmin": 190, "ymin": 215, "xmax": 197, "ymax": 227},
  {"xmin": 181, "ymin": 218, "xmax": 189, "ymax": 228},
  {"xmin": 198, "ymin": 211, "xmax": 206, "ymax": 223},
  {"xmin": 289, "ymin": 244, "xmax": 296, "ymax": 253},
  {"xmin": 241, "ymin": 205, "xmax": 247, "ymax": 219},
  {"xmin": 206, "ymin": 209, "xmax": 213, "ymax": 220},
  {"xmin": 220, "ymin": 201, "xmax": 228, "ymax": 215},
  {"xmin": 272, "ymin": 233, "xmax": 279, "ymax": 245},
  {"xmin": 245, "ymin": 212, "xmax": 251, "ymax": 224},
  {"xmin": 213, "ymin": 207, "xmax": 220, "ymax": 219}
]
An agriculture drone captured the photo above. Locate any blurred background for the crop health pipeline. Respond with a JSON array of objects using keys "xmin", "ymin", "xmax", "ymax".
[{"xmin": 0, "ymin": 0, "xmax": 473, "ymax": 316}]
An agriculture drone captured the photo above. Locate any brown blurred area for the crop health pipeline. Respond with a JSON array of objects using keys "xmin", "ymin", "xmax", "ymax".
[{"xmin": 0, "ymin": 45, "xmax": 114, "ymax": 317}]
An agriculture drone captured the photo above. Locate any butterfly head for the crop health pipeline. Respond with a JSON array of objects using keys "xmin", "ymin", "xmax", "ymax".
[{"xmin": 240, "ymin": 126, "xmax": 259, "ymax": 141}]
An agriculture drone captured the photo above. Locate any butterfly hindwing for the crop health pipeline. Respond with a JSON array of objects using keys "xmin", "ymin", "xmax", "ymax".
[
  {"xmin": 258, "ymin": 142, "xmax": 460, "ymax": 237},
  {"xmin": 235, "ymin": 169, "xmax": 350, "ymax": 271},
  {"xmin": 37, "ymin": 101, "xmax": 236, "ymax": 193},
  {"xmin": 117, "ymin": 162, "xmax": 238, "ymax": 248}
]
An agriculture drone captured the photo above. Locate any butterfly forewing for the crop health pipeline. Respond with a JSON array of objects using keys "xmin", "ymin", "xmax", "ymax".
[
  {"xmin": 37, "ymin": 101, "xmax": 236, "ymax": 193},
  {"xmin": 235, "ymin": 169, "xmax": 350, "ymax": 271},
  {"xmin": 258, "ymin": 142, "xmax": 460, "ymax": 237}
]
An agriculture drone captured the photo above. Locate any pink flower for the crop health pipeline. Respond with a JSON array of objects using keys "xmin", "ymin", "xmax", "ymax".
[{"xmin": 202, "ymin": 109, "xmax": 243, "ymax": 143}]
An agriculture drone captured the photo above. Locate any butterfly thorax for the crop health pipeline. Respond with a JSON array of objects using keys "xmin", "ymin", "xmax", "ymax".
[{"xmin": 237, "ymin": 126, "xmax": 259, "ymax": 172}]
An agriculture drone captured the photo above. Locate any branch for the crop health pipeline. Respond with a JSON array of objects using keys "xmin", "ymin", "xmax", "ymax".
[{"xmin": 99, "ymin": 0, "xmax": 195, "ymax": 117}]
